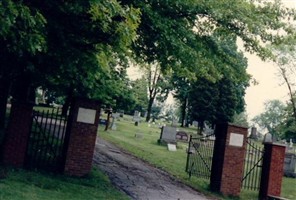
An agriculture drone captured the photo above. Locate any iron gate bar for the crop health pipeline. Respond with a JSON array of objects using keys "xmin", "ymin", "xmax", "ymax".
[
  {"xmin": 242, "ymin": 139, "xmax": 264, "ymax": 191},
  {"xmin": 186, "ymin": 133, "xmax": 215, "ymax": 179},
  {"xmin": 194, "ymin": 143, "xmax": 211, "ymax": 172},
  {"xmin": 25, "ymin": 108, "xmax": 69, "ymax": 172}
]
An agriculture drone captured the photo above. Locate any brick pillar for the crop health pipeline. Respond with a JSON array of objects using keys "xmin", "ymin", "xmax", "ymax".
[
  {"xmin": 259, "ymin": 143, "xmax": 286, "ymax": 200},
  {"xmin": 2, "ymin": 102, "xmax": 33, "ymax": 167},
  {"xmin": 210, "ymin": 123, "xmax": 248, "ymax": 197},
  {"xmin": 64, "ymin": 98, "xmax": 100, "ymax": 176}
]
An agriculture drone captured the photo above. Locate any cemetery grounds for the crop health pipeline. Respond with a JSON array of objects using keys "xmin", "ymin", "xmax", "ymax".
[{"xmin": 99, "ymin": 114, "xmax": 296, "ymax": 200}]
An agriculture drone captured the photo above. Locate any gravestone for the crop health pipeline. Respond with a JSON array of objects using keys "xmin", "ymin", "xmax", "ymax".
[
  {"xmin": 171, "ymin": 118, "xmax": 178, "ymax": 127},
  {"xmin": 133, "ymin": 110, "xmax": 141, "ymax": 126},
  {"xmin": 167, "ymin": 143, "xmax": 177, "ymax": 151},
  {"xmin": 118, "ymin": 110, "xmax": 124, "ymax": 117},
  {"xmin": 284, "ymin": 152, "xmax": 296, "ymax": 178},
  {"xmin": 99, "ymin": 119, "xmax": 106, "ymax": 125},
  {"xmin": 204, "ymin": 124, "xmax": 214, "ymax": 135},
  {"xmin": 159, "ymin": 126, "xmax": 177, "ymax": 144},
  {"xmin": 192, "ymin": 121, "xmax": 198, "ymax": 127},
  {"xmin": 289, "ymin": 139, "xmax": 294, "ymax": 150},
  {"xmin": 176, "ymin": 131, "xmax": 189, "ymax": 142},
  {"xmin": 249, "ymin": 127, "xmax": 258, "ymax": 140},
  {"xmin": 110, "ymin": 113, "xmax": 119, "ymax": 130}
]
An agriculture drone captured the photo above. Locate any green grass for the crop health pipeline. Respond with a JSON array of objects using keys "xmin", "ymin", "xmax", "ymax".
[
  {"xmin": 99, "ymin": 115, "xmax": 296, "ymax": 200},
  {"xmin": 0, "ymin": 167, "xmax": 129, "ymax": 200}
]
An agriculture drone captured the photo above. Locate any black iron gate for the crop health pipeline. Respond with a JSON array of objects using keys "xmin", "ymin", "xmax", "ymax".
[
  {"xmin": 25, "ymin": 108, "xmax": 69, "ymax": 172},
  {"xmin": 185, "ymin": 133, "xmax": 215, "ymax": 179},
  {"xmin": 241, "ymin": 138, "xmax": 264, "ymax": 190}
]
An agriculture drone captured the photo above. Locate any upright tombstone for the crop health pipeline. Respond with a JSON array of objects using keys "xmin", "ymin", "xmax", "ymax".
[
  {"xmin": 210, "ymin": 123, "xmax": 248, "ymax": 197},
  {"xmin": 249, "ymin": 127, "xmax": 258, "ymax": 140},
  {"xmin": 171, "ymin": 118, "xmax": 178, "ymax": 127},
  {"xmin": 159, "ymin": 126, "xmax": 177, "ymax": 144},
  {"xmin": 284, "ymin": 152, "xmax": 296, "ymax": 177},
  {"xmin": 192, "ymin": 121, "xmax": 198, "ymax": 127},
  {"xmin": 110, "ymin": 113, "xmax": 119, "ymax": 130},
  {"xmin": 63, "ymin": 98, "xmax": 100, "ymax": 177},
  {"xmin": 133, "ymin": 111, "xmax": 141, "ymax": 126}
]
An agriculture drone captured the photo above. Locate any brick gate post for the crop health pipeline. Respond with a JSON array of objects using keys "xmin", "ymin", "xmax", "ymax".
[
  {"xmin": 63, "ymin": 98, "xmax": 100, "ymax": 176},
  {"xmin": 2, "ymin": 102, "xmax": 33, "ymax": 167},
  {"xmin": 259, "ymin": 143, "xmax": 286, "ymax": 200},
  {"xmin": 210, "ymin": 123, "xmax": 248, "ymax": 197}
]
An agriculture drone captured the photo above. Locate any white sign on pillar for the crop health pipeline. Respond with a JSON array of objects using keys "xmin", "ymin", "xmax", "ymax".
[
  {"xmin": 77, "ymin": 107, "xmax": 96, "ymax": 124},
  {"xmin": 229, "ymin": 133, "xmax": 244, "ymax": 147}
]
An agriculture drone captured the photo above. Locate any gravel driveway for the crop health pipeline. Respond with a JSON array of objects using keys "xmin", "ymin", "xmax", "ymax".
[{"xmin": 93, "ymin": 137, "xmax": 215, "ymax": 200}]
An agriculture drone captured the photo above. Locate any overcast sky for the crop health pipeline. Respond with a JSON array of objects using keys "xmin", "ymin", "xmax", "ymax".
[{"xmin": 245, "ymin": 0, "xmax": 296, "ymax": 121}]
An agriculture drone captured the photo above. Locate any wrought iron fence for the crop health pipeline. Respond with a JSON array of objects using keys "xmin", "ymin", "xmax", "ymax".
[
  {"xmin": 241, "ymin": 138, "xmax": 264, "ymax": 190},
  {"xmin": 25, "ymin": 108, "xmax": 69, "ymax": 172},
  {"xmin": 186, "ymin": 134, "xmax": 215, "ymax": 179}
]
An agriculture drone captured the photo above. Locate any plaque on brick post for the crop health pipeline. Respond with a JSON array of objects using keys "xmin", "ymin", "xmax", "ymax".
[
  {"xmin": 210, "ymin": 123, "xmax": 248, "ymax": 197},
  {"xmin": 77, "ymin": 107, "xmax": 96, "ymax": 124},
  {"xmin": 229, "ymin": 133, "xmax": 244, "ymax": 147},
  {"xmin": 64, "ymin": 98, "xmax": 100, "ymax": 177}
]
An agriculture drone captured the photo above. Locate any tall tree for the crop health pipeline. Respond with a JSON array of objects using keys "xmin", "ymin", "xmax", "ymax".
[
  {"xmin": 123, "ymin": 0, "xmax": 295, "ymax": 80},
  {"xmin": 0, "ymin": 0, "xmax": 141, "ymax": 121},
  {"xmin": 272, "ymin": 44, "xmax": 296, "ymax": 124},
  {"xmin": 279, "ymin": 100, "xmax": 296, "ymax": 142},
  {"xmin": 173, "ymin": 33, "xmax": 249, "ymax": 129},
  {"xmin": 0, "ymin": 0, "xmax": 47, "ymax": 128},
  {"xmin": 171, "ymin": 73, "xmax": 191, "ymax": 127},
  {"xmin": 129, "ymin": 77, "xmax": 149, "ymax": 114},
  {"xmin": 141, "ymin": 63, "xmax": 172, "ymax": 122},
  {"xmin": 252, "ymin": 100, "xmax": 286, "ymax": 140}
]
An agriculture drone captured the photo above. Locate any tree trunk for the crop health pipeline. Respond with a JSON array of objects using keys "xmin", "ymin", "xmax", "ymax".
[
  {"xmin": 280, "ymin": 67, "xmax": 296, "ymax": 123},
  {"xmin": 62, "ymin": 86, "xmax": 74, "ymax": 117},
  {"xmin": 0, "ymin": 78, "xmax": 10, "ymax": 129},
  {"xmin": 197, "ymin": 120, "xmax": 204, "ymax": 135},
  {"xmin": 180, "ymin": 98, "xmax": 186, "ymax": 127},
  {"xmin": 180, "ymin": 97, "xmax": 188, "ymax": 127},
  {"xmin": 145, "ymin": 98, "xmax": 154, "ymax": 122},
  {"xmin": 11, "ymin": 71, "xmax": 35, "ymax": 104}
]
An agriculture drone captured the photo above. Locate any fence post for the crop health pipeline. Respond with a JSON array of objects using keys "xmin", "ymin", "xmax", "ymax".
[
  {"xmin": 210, "ymin": 123, "xmax": 248, "ymax": 197},
  {"xmin": 259, "ymin": 143, "xmax": 286, "ymax": 200},
  {"xmin": 63, "ymin": 97, "xmax": 100, "ymax": 176},
  {"xmin": 2, "ymin": 102, "xmax": 33, "ymax": 167}
]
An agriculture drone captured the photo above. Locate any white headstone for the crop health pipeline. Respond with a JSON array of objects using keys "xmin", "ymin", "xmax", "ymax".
[
  {"xmin": 192, "ymin": 121, "xmax": 198, "ymax": 127},
  {"xmin": 167, "ymin": 143, "xmax": 177, "ymax": 151},
  {"xmin": 289, "ymin": 139, "xmax": 294, "ymax": 148}
]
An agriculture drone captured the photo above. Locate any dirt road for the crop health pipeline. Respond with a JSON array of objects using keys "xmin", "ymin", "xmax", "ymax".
[{"xmin": 93, "ymin": 138, "xmax": 214, "ymax": 200}]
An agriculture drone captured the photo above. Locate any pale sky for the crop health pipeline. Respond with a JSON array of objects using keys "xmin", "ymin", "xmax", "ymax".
[
  {"xmin": 245, "ymin": 0, "xmax": 296, "ymax": 121},
  {"xmin": 244, "ymin": 53, "xmax": 288, "ymax": 121}
]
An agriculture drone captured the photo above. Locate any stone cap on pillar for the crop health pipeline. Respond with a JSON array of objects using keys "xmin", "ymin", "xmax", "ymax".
[
  {"xmin": 263, "ymin": 133, "xmax": 273, "ymax": 144},
  {"xmin": 227, "ymin": 122, "xmax": 248, "ymax": 129}
]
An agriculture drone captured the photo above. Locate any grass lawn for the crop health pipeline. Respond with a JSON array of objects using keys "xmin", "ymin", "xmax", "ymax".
[
  {"xmin": 0, "ymin": 167, "xmax": 129, "ymax": 200},
  {"xmin": 99, "ymin": 114, "xmax": 296, "ymax": 200}
]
